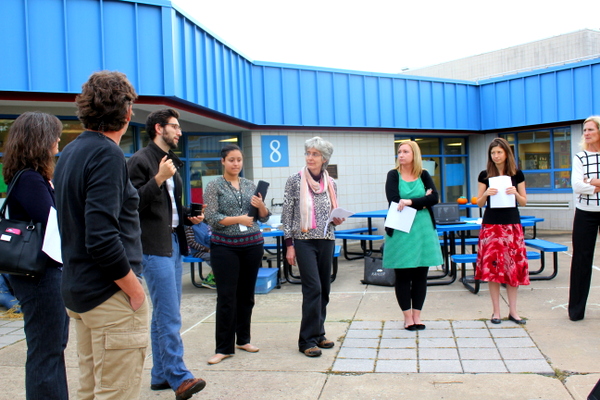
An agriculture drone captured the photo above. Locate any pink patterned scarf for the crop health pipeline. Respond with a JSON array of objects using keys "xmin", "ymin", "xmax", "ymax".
[{"xmin": 299, "ymin": 166, "xmax": 338, "ymax": 232}]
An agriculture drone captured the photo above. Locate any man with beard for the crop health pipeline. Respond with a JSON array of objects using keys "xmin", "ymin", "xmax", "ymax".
[{"xmin": 128, "ymin": 109, "xmax": 206, "ymax": 399}]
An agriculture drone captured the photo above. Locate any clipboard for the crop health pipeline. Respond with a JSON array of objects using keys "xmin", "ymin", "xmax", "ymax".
[{"xmin": 248, "ymin": 180, "xmax": 269, "ymax": 219}]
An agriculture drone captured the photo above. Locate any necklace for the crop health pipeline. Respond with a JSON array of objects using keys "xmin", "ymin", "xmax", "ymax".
[{"xmin": 224, "ymin": 176, "xmax": 243, "ymax": 212}]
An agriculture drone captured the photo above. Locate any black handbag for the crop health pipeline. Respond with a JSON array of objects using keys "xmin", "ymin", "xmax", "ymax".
[
  {"xmin": 361, "ymin": 255, "xmax": 396, "ymax": 286},
  {"xmin": 0, "ymin": 169, "xmax": 48, "ymax": 277}
]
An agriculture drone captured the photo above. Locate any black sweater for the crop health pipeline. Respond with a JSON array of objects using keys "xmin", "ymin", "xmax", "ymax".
[{"xmin": 54, "ymin": 131, "xmax": 143, "ymax": 313}]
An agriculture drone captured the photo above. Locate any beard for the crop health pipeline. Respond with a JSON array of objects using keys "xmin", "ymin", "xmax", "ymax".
[{"xmin": 164, "ymin": 135, "xmax": 178, "ymax": 150}]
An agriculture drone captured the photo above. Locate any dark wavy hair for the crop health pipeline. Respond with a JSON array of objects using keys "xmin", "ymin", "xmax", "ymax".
[
  {"xmin": 75, "ymin": 70, "xmax": 137, "ymax": 132},
  {"xmin": 485, "ymin": 137, "xmax": 517, "ymax": 178},
  {"xmin": 146, "ymin": 108, "xmax": 180, "ymax": 140},
  {"xmin": 3, "ymin": 112, "xmax": 62, "ymax": 183}
]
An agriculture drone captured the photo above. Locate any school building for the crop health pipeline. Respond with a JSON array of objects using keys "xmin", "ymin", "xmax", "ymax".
[{"xmin": 1, "ymin": 0, "xmax": 599, "ymax": 231}]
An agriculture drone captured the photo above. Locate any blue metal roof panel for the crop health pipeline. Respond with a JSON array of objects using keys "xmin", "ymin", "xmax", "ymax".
[{"xmin": 1, "ymin": 0, "xmax": 598, "ymax": 132}]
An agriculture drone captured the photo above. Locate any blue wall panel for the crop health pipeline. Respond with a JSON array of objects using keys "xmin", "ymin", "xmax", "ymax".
[
  {"xmin": 509, "ymin": 79, "xmax": 526, "ymax": 127},
  {"xmin": 443, "ymin": 84, "xmax": 457, "ymax": 129},
  {"xmin": 539, "ymin": 73, "xmax": 558, "ymax": 123},
  {"xmin": 392, "ymin": 79, "xmax": 408, "ymax": 127},
  {"xmin": 333, "ymin": 74, "xmax": 350, "ymax": 126},
  {"xmin": 378, "ymin": 78, "xmax": 393, "ymax": 127},
  {"xmin": 251, "ymin": 66, "xmax": 265, "ymax": 125},
  {"xmin": 316, "ymin": 72, "xmax": 334, "ymax": 126},
  {"xmin": 556, "ymin": 69, "xmax": 574, "ymax": 121},
  {"xmin": 282, "ymin": 69, "xmax": 301, "ymax": 125},
  {"xmin": 406, "ymin": 80, "xmax": 420, "ymax": 128},
  {"xmin": 137, "ymin": 4, "xmax": 164, "ymax": 94},
  {"xmin": 103, "ymin": 1, "xmax": 138, "ymax": 87},
  {"xmin": 263, "ymin": 67, "xmax": 283, "ymax": 125},
  {"xmin": 418, "ymin": 81, "xmax": 433, "ymax": 128},
  {"xmin": 524, "ymin": 75, "xmax": 541, "ymax": 125},
  {"xmin": 28, "ymin": 0, "xmax": 68, "ymax": 91},
  {"xmin": 0, "ymin": 1, "xmax": 28, "ymax": 90},
  {"xmin": 348, "ymin": 75, "xmax": 366, "ymax": 126},
  {"xmin": 573, "ymin": 66, "xmax": 592, "ymax": 118},
  {"xmin": 364, "ymin": 76, "xmax": 380, "ymax": 127},
  {"xmin": 593, "ymin": 64, "xmax": 600, "ymax": 114},
  {"xmin": 431, "ymin": 82, "xmax": 445, "ymax": 128},
  {"xmin": 300, "ymin": 70, "xmax": 318, "ymax": 126}
]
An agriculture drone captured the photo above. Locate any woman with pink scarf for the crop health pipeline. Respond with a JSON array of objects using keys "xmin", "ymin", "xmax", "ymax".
[{"xmin": 282, "ymin": 137, "xmax": 345, "ymax": 357}]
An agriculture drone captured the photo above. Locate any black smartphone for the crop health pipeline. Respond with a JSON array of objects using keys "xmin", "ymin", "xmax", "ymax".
[{"xmin": 190, "ymin": 203, "xmax": 203, "ymax": 217}]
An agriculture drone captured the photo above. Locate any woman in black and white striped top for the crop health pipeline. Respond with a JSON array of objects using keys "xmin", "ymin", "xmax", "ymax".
[{"xmin": 569, "ymin": 116, "xmax": 600, "ymax": 321}]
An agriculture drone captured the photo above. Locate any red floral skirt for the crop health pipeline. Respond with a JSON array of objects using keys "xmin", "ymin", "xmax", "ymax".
[{"xmin": 475, "ymin": 224, "xmax": 530, "ymax": 286}]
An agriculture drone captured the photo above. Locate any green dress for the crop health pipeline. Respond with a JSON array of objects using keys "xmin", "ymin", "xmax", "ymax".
[{"xmin": 383, "ymin": 176, "xmax": 443, "ymax": 269}]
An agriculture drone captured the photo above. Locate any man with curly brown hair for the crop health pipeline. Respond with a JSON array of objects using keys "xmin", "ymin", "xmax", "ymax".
[{"xmin": 55, "ymin": 70, "xmax": 149, "ymax": 400}]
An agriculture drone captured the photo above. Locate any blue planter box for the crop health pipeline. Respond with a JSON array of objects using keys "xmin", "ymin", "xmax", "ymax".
[{"xmin": 255, "ymin": 268, "xmax": 278, "ymax": 294}]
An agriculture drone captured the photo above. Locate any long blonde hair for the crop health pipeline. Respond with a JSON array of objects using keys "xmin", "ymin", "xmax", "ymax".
[
  {"xmin": 580, "ymin": 116, "xmax": 600, "ymax": 151},
  {"xmin": 395, "ymin": 140, "xmax": 423, "ymax": 177}
]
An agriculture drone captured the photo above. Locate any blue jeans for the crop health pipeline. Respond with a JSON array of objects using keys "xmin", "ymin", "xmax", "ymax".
[
  {"xmin": 8, "ymin": 267, "xmax": 69, "ymax": 400},
  {"xmin": 143, "ymin": 233, "xmax": 193, "ymax": 389}
]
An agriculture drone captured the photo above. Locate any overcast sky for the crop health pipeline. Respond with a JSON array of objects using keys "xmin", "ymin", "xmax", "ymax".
[{"xmin": 173, "ymin": 0, "xmax": 600, "ymax": 74}]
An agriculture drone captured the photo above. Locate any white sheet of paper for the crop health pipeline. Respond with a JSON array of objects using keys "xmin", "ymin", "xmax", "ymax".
[
  {"xmin": 384, "ymin": 202, "xmax": 416, "ymax": 233},
  {"xmin": 325, "ymin": 207, "xmax": 354, "ymax": 235},
  {"xmin": 488, "ymin": 176, "xmax": 515, "ymax": 208},
  {"xmin": 239, "ymin": 224, "xmax": 248, "ymax": 232},
  {"xmin": 42, "ymin": 207, "xmax": 62, "ymax": 263}
]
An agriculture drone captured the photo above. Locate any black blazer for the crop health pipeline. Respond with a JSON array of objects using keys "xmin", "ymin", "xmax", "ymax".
[{"xmin": 384, "ymin": 168, "xmax": 439, "ymax": 236}]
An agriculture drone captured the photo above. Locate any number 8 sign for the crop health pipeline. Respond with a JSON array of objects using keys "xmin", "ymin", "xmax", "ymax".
[{"xmin": 261, "ymin": 135, "xmax": 289, "ymax": 167}]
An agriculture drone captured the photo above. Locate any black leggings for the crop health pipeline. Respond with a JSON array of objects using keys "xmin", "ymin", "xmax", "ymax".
[{"xmin": 394, "ymin": 267, "xmax": 429, "ymax": 311}]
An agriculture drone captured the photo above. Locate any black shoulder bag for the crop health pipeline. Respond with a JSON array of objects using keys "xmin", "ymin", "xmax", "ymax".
[{"xmin": 0, "ymin": 169, "xmax": 48, "ymax": 277}]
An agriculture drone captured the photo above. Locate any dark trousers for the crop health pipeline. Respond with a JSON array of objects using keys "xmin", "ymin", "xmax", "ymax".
[
  {"xmin": 295, "ymin": 239, "xmax": 335, "ymax": 351},
  {"xmin": 569, "ymin": 208, "xmax": 600, "ymax": 320},
  {"xmin": 211, "ymin": 243, "xmax": 263, "ymax": 354},
  {"xmin": 8, "ymin": 267, "xmax": 69, "ymax": 400},
  {"xmin": 394, "ymin": 267, "xmax": 430, "ymax": 311}
]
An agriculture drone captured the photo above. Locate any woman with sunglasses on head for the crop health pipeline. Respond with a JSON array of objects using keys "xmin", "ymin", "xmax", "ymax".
[
  {"xmin": 3, "ymin": 112, "xmax": 69, "ymax": 399},
  {"xmin": 204, "ymin": 144, "xmax": 270, "ymax": 365}
]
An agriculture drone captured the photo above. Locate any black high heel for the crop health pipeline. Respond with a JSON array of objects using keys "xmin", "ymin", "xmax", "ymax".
[{"xmin": 490, "ymin": 315, "xmax": 501, "ymax": 324}]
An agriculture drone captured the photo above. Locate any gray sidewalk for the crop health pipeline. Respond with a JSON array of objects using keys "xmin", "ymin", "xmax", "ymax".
[{"xmin": 1, "ymin": 230, "xmax": 600, "ymax": 399}]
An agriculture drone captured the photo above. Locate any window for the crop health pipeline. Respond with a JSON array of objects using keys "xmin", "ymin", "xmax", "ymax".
[
  {"xmin": 501, "ymin": 127, "xmax": 571, "ymax": 192},
  {"xmin": 394, "ymin": 136, "xmax": 469, "ymax": 202},
  {"xmin": 186, "ymin": 134, "xmax": 239, "ymax": 203}
]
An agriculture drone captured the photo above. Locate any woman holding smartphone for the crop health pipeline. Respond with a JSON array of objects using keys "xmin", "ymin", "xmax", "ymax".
[{"xmin": 204, "ymin": 144, "xmax": 270, "ymax": 364}]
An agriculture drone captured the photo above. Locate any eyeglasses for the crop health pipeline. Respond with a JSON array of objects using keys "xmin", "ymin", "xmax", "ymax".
[
  {"xmin": 305, "ymin": 151, "xmax": 322, "ymax": 158},
  {"xmin": 164, "ymin": 123, "xmax": 181, "ymax": 131}
]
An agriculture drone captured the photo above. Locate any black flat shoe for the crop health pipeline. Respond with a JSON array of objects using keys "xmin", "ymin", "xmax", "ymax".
[
  {"xmin": 508, "ymin": 314, "xmax": 526, "ymax": 325},
  {"xmin": 490, "ymin": 315, "xmax": 501, "ymax": 324},
  {"xmin": 414, "ymin": 324, "xmax": 426, "ymax": 330},
  {"xmin": 404, "ymin": 324, "xmax": 417, "ymax": 331}
]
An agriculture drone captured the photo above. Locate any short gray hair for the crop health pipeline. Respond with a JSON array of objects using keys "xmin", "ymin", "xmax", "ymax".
[{"xmin": 305, "ymin": 136, "xmax": 334, "ymax": 170}]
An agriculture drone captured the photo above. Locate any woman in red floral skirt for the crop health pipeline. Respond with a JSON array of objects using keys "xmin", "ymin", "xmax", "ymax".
[{"xmin": 475, "ymin": 137, "xmax": 529, "ymax": 325}]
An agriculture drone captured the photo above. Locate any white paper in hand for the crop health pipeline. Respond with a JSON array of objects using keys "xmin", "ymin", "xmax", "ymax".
[
  {"xmin": 489, "ymin": 176, "xmax": 515, "ymax": 208},
  {"xmin": 384, "ymin": 202, "xmax": 416, "ymax": 233},
  {"xmin": 42, "ymin": 207, "xmax": 62, "ymax": 263},
  {"xmin": 325, "ymin": 207, "xmax": 354, "ymax": 235}
]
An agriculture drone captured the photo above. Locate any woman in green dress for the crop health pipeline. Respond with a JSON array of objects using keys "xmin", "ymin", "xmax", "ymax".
[{"xmin": 383, "ymin": 140, "xmax": 443, "ymax": 331}]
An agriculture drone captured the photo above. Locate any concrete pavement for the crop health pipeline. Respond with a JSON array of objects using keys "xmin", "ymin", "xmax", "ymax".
[{"xmin": 1, "ymin": 230, "xmax": 600, "ymax": 399}]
